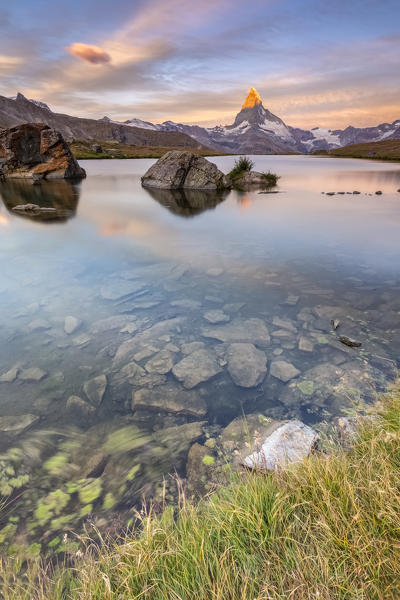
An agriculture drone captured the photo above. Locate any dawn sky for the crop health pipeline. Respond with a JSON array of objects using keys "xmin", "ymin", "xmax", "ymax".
[{"xmin": 1, "ymin": 0, "xmax": 399, "ymax": 128}]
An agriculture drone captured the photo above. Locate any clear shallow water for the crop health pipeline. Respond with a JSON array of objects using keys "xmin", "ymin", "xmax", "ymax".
[{"xmin": 0, "ymin": 155, "xmax": 400, "ymax": 555}]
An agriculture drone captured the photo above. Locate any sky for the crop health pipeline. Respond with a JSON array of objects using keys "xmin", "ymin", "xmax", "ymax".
[{"xmin": 0, "ymin": 0, "xmax": 399, "ymax": 129}]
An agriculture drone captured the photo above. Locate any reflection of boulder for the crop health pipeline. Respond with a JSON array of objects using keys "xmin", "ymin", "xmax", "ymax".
[
  {"xmin": 0, "ymin": 123, "xmax": 86, "ymax": 180},
  {"xmin": 145, "ymin": 187, "xmax": 228, "ymax": 217},
  {"xmin": 141, "ymin": 151, "xmax": 230, "ymax": 190},
  {"xmin": 0, "ymin": 179, "xmax": 80, "ymax": 222}
]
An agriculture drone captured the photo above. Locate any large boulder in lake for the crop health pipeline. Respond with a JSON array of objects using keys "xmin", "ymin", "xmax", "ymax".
[
  {"xmin": 141, "ymin": 150, "xmax": 231, "ymax": 190},
  {"xmin": 0, "ymin": 123, "xmax": 86, "ymax": 180}
]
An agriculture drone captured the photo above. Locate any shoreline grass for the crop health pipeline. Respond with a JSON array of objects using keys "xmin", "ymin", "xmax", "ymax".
[
  {"xmin": 1, "ymin": 384, "xmax": 400, "ymax": 599},
  {"xmin": 312, "ymin": 139, "xmax": 400, "ymax": 162}
]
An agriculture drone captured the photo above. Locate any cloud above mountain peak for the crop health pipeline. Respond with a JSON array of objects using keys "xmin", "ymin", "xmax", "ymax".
[{"xmin": 67, "ymin": 43, "xmax": 111, "ymax": 65}]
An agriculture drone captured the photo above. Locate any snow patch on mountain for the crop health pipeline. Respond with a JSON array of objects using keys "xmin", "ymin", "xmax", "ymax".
[{"xmin": 303, "ymin": 127, "xmax": 341, "ymax": 148}]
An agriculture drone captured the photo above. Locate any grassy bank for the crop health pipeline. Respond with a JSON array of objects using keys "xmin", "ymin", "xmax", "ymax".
[
  {"xmin": 1, "ymin": 385, "xmax": 400, "ymax": 599},
  {"xmin": 313, "ymin": 139, "xmax": 400, "ymax": 161},
  {"xmin": 70, "ymin": 141, "xmax": 224, "ymax": 160}
]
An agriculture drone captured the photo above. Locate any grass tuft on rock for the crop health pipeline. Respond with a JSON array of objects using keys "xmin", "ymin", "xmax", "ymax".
[
  {"xmin": 261, "ymin": 171, "xmax": 279, "ymax": 186},
  {"xmin": 228, "ymin": 156, "xmax": 255, "ymax": 181},
  {"xmin": 1, "ymin": 385, "xmax": 400, "ymax": 599}
]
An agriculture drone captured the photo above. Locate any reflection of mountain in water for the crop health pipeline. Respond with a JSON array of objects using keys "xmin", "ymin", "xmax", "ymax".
[
  {"xmin": 145, "ymin": 187, "xmax": 229, "ymax": 217},
  {"xmin": 0, "ymin": 179, "xmax": 81, "ymax": 223}
]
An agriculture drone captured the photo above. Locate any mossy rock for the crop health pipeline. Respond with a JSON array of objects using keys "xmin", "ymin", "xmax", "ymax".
[
  {"xmin": 103, "ymin": 426, "xmax": 151, "ymax": 454},
  {"xmin": 77, "ymin": 478, "xmax": 102, "ymax": 504},
  {"xmin": 43, "ymin": 452, "xmax": 69, "ymax": 475},
  {"xmin": 34, "ymin": 488, "xmax": 70, "ymax": 526}
]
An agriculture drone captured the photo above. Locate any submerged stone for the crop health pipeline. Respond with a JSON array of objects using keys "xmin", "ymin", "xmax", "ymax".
[
  {"xmin": 83, "ymin": 374, "xmax": 107, "ymax": 407},
  {"xmin": 172, "ymin": 349, "xmax": 222, "ymax": 389},
  {"xmin": 132, "ymin": 384, "xmax": 207, "ymax": 417},
  {"xmin": 64, "ymin": 316, "xmax": 81, "ymax": 335},
  {"xmin": 186, "ymin": 443, "xmax": 215, "ymax": 498},
  {"xmin": 0, "ymin": 414, "xmax": 39, "ymax": 434},
  {"xmin": 202, "ymin": 317, "xmax": 270, "ymax": 347},
  {"xmin": 280, "ymin": 361, "xmax": 385, "ymax": 408},
  {"xmin": 298, "ymin": 336, "xmax": 314, "ymax": 352},
  {"xmin": 19, "ymin": 368, "xmax": 47, "ymax": 382},
  {"xmin": 171, "ymin": 299, "xmax": 202, "ymax": 310},
  {"xmin": 0, "ymin": 367, "xmax": 19, "ymax": 383},
  {"xmin": 90, "ymin": 315, "xmax": 137, "ymax": 334},
  {"xmin": 203, "ymin": 310, "xmax": 230, "ymax": 324},
  {"xmin": 270, "ymin": 360, "xmax": 300, "ymax": 383},
  {"xmin": 66, "ymin": 395, "xmax": 95, "ymax": 417},
  {"xmin": 100, "ymin": 279, "xmax": 145, "ymax": 301},
  {"xmin": 113, "ymin": 317, "xmax": 186, "ymax": 367},
  {"xmin": 226, "ymin": 343, "xmax": 267, "ymax": 388},
  {"xmin": 144, "ymin": 349, "xmax": 175, "ymax": 375}
]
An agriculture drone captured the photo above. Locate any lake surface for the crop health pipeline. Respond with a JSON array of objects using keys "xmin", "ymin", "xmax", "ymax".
[{"xmin": 1, "ymin": 155, "xmax": 400, "ymax": 556}]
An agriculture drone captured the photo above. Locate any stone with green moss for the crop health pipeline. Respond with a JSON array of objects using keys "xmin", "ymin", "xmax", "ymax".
[
  {"xmin": 50, "ymin": 513, "xmax": 76, "ymax": 530},
  {"xmin": 297, "ymin": 380, "xmax": 315, "ymax": 395},
  {"xmin": 66, "ymin": 481, "xmax": 79, "ymax": 493},
  {"xmin": 126, "ymin": 464, "xmax": 141, "ymax": 481},
  {"xmin": 34, "ymin": 489, "xmax": 70, "ymax": 526},
  {"xmin": 79, "ymin": 504, "xmax": 93, "ymax": 517},
  {"xmin": 77, "ymin": 478, "xmax": 102, "ymax": 504},
  {"xmin": 103, "ymin": 492, "xmax": 116, "ymax": 510},
  {"xmin": 103, "ymin": 426, "xmax": 151, "ymax": 454},
  {"xmin": 44, "ymin": 452, "xmax": 69, "ymax": 475}
]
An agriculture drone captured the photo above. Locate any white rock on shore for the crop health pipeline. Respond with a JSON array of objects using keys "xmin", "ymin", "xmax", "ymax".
[{"xmin": 243, "ymin": 420, "xmax": 318, "ymax": 471}]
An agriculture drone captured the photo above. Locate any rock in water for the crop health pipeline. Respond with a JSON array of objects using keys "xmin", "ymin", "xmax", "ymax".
[
  {"xmin": 141, "ymin": 150, "xmax": 230, "ymax": 190},
  {"xmin": 83, "ymin": 375, "xmax": 107, "ymax": 407},
  {"xmin": 132, "ymin": 385, "xmax": 207, "ymax": 417},
  {"xmin": 0, "ymin": 414, "xmax": 39, "ymax": 434},
  {"xmin": 339, "ymin": 336, "xmax": 361, "ymax": 348},
  {"xmin": 64, "ymin": 316, "xmax": 81, "ymax": 335},
  {"xmin": 172, "ymin": 349, "xmax": 222, "ymax": 389},
  {"xmin": 202, "ymin": 317, "xmax": 270, "ymax": 347},
  {"xmin": 226, "ymin": 343, "xmax": 267, "ymax": 388},
  {"xmin": 270, "ymin": 360, "xmax": 300, "ymax": 382},
  {"xmin": 243, "ymin": 420, "xmax": 318, "ymax": 471},
  {"xmin": 0, "ymin": 123, "xmax": 86, "ymax": 180}
]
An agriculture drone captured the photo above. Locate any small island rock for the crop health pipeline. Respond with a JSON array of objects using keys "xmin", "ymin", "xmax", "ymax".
[{"xmin": 141, "ymin": 150, "xmax": 231, "ymax": 190}]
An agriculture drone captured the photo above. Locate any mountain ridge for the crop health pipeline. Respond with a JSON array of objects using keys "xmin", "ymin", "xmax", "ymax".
[
  {"xmin": 1, "ymin": 89, "xmax": 399, "ymax": 155},
  {"xmin": 0, "ymin": 93, "xmax": 208, "ymax": 152}
]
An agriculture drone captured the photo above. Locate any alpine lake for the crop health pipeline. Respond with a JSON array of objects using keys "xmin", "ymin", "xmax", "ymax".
[{"xmin": 0, "ymin": 154, "xmax": 400, "ymax": 558}]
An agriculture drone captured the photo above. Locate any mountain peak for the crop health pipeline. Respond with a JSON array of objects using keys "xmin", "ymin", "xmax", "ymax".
[{"xmin": 241, "ymin": 87, "xmax": 262, "ymax": 110}]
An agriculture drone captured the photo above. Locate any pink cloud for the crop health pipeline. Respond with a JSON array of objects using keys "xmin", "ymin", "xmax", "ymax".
[{"xmin": 67, "ymin": 43, "xmax": 111, "ymax": 65}]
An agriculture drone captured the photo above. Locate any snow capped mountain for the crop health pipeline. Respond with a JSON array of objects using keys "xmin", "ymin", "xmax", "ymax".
[
  {"xmin": 103, "ymin": 87, "xmax": 400, "ymax": 154},
  {"xmin": 110, "ymin": 88, "xmax": 300, "ymax": 153},
  {"xmin": 123, "ymin": 118, "xmax": 159, "ymax": 131}
]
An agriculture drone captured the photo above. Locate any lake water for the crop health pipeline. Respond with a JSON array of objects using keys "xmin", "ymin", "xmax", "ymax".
[{"xmin": 0, "ymin": 155, "xmax": 400, "ymax": 556}]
